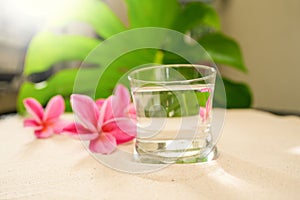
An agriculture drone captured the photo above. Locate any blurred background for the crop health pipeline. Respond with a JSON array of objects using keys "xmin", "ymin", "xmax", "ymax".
[
  {"xmin": 0, "ymin": 0, "xmax": 299, "ymax": 115},
  {"xmin": 216, "ymin": 0, "xmax": 300, "ymax": 115}
]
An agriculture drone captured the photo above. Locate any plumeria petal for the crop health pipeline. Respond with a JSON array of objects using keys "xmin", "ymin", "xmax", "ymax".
[
  {"xmin": 125, "ymin": 103, "xmax": 136, "ymax": 119},
  {"xmin": 200, "ymin": 96, "xmax": 212, "ymax": 122},
  {"xmin": 200, "ymin": 87, "xmax": 212, "ymax": 93},
  {"xmin": 52, "ymin": 119, "xmax": 70, "ymax": 134},
  {"xmin": 34, "ymin": 127, "xmax": 54, "ymax": 139},
  {"xmin": 102, "ymin": 118, "xmax": 136, "ymax": 144},
  {"xmin": 23, "ymin": 98, "xmax": 44, "ymax": 122},
  {"xmin": 100, "ymin": 85, "xmax": 132, "ymax": 122},
  {"xmin": 112, "ymin": 84, "xmax": 131, "ymax": 118},
  {"xmin": 115, "ymin": 84, "xmax": 130, "ymax": 106},
  {"xmin": 100, "ymin": 96, "xmax": 114, "ymax": 123},
  {"xmin": 44, "ymin": 95, "xmax": 65, "ymax": 121},
  {"xmin": 24, "ymin": 119, "xmax": 41, "ymax": 128},
  {"xmin": 206, "ymin": 97, "xmax": 211, "ymax": 111},
  {"xmin": 62, "ymin": 123, "xmax": 98, "ymax": 140},
  {"xmin": 200, "ymin": 107, "xmax": 206, "ymax": 121},
  {"xmin": 95, "ymin": 99, "xmax": 105, "ymax": 109},
  {"xmin": 89, "ymin": 133, "xmax": 117, "ymax": 154},
  {"xmin": 71, "ymin": 94, "xmax": 99, "ymax": 132}
]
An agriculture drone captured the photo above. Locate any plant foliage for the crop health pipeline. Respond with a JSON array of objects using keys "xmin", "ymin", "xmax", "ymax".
[{"xmin": 18, "ymin": 0, "xmax": 252, "ymax": 113}]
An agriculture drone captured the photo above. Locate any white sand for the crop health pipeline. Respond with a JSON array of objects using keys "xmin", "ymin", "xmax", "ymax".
[{"xmin": 0, "ymin": 109, "xmax": 299, "ymax": 199}]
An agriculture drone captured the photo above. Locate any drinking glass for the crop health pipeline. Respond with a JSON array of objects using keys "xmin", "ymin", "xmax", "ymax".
[{"xmin": 128, "ymin": 64, "xmax": 217, "ymax": 163}]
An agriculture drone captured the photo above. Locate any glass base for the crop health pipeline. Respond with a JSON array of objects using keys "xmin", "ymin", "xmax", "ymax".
[{"xmin": 134, "ymin": 146, "xmax": 218, "ymax": 164}]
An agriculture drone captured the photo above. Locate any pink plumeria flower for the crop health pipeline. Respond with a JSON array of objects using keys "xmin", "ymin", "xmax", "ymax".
[
  {"xmin": 95, "ymin": 85, "xmax": 136, "ymax": 121},
  {"xmin": 63, "ymin": 85, "xmax": 136, "ymax": 154},
  {"xmin": 200, "ymin": 97, "xmax": 211, "ymax": 122},
  {"xmin": 23, "ymin": 95, "xmax": 67, "ymax": 138},
  {"xmin": 199, "ymin": 87, "xmax": 212, "ymax": 122}
]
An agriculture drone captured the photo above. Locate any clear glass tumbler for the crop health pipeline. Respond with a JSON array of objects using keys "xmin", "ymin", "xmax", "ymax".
[{"xmin": 128, "ymin": 64, "xmax": 217, "ymax": 164}]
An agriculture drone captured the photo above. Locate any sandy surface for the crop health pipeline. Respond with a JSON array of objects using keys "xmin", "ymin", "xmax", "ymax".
[{"xmin": 0, "ymin": 109, "xmax": 299, "ymax": 199}]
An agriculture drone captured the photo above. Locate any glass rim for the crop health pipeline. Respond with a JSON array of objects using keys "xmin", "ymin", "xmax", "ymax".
[{"xmin": 128, "ymin": 64, "xmax": 216, "ymax": 85}]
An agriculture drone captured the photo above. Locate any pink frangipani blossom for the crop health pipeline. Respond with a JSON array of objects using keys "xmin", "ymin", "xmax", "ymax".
[
  {"xmin": 199, "ymin": 97, "xmax": 211, "ymax": 122},
  {"xmin": 199, "ymin": 87, "xmax": 212, "ymax": 122},
  {"xmin": 23, "ymin": 95, "xmax": 67, "ymax": 138},
  {"xmin": 63, "ymin": 85, "xmax": 136, "ymax": 154}
]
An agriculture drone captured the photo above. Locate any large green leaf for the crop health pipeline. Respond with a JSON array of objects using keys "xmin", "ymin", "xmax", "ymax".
[
  {"xmin": 24, "ymin": 32, "xmax": 100, "ymax": 75},
  {"xmin": 221, "ymin": 78, "xmax": 252, "ymax": 108},
  {"xmin": 95, "ymin": 49, "xmax": 158, "ymax": 98},
  {"xmin": 47, "ymin": 0, "xmax": 126, "ymax": 38},
  {"xmin": 173, "ymin": 2, "xmax": 220, "ymax": 33},
  {"xmin": 18, "ymin": 68, "xmax": 100, "ymax": 114},
  {"xmin": 125, "ymin": 0, "xmax": 180, "ymax": 28},
  {"xmin": 199, "ymin": 33, "xmax": 247, "ymax": 72}
]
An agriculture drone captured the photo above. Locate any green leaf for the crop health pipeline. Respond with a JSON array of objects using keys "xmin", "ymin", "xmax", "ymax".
[
  {"xmin": 47, "ymin": 0, "xmax": 126, "ymax": 38},
  {"xmin": 125, "ymin": 0, "xmax": 180, "ymax": 28},
  {"xmin": 198, "ymin": 33, "xmax": 247, "ymax": 72},
  {"xmin": 95, "ymin": 49, "xmax": 158, "ymax": 98},
  {"xmin": 162, "ymin": 51, "xmax": 189, "ymax": 64},
  {"xmin": 196, "ymin": 91, "xmax": 210, "ymax": 107},
  {"xmin": 173, "ymin": 2, "xmax": 220, "ymax": 33},
  {"xmin": 219, "ymin": 78, "xmax": 252, "ymax": 108},
  {"xmin": 24, "ymin": 32, "xmax": 100, "ymax": 75},
  {"xmin": 17, "ymin": 68, "xmax": 100, "ymax": 114}
]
